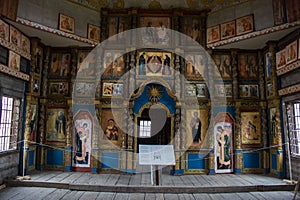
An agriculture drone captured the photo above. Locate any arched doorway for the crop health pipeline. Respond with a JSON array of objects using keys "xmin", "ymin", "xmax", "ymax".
[
  {"xmin": 130, "ymin": 82, "xmax": 178, "ymax": 174},
  {"xmin": 137, "ymin": 104, "xmax": 171, "ymax": 153}
]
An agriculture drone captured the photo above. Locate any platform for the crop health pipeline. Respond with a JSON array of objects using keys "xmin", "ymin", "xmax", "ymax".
[{"xmin": 4, "ymin": 171, "xmax": 296, "ymax": 194}]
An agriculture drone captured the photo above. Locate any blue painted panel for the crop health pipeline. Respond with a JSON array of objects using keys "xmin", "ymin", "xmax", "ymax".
[
  {"xmin": 213, "ymin": 107, "xmax": 235, "ymax": 118},
  {"xmin": 28, "ymin": 150, "xmax": 35, "ymax": 167},
  {"xmin": 133, "ymin": 85, "xmax": 175, "ymax": 115},
  {"xmin": 73, "ymin": 105, "xmax": 95, "ymax": 116},
  {"xmin": 187, "ymin": 154, "xmax": 205, "ymax": 169},
  {"xmin": 243, "ymin": 153, "xmax": 260, "ymax": 168},
  {"xmin": 101, "ymin": 153, "xmax": 119, "ymax": 169},
  {"xmin": 272, "ymin": 154, "xmax": 277, "ymax": 170},
  {"xmin": 46, "ymin": 149, "xmax": 64, "ymax": 166},
  {"xmin": 170, "ymin": 169, "xmax": 184, "ymax": 175}
]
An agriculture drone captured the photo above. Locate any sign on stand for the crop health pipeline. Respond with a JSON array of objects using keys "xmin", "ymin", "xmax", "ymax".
[{"xmin": 139, "ymin": 145, "xmax": 175, "ymax": 185}]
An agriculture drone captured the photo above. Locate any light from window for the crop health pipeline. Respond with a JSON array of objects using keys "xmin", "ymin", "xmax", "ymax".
[
  {"xmin": 139, "ymin": 120, "xmax": 151, "ymax": 138},
  {"xmin": 287, "ymin": 102, "xmax": 300, "ymax": 156},
  {"xmin": 0, "ymin": 96, "xmax": 20, "ymax": 152}
]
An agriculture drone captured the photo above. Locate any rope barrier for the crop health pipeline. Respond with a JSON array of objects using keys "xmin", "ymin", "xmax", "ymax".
[{"xmin": 5, "ymin": 140, "xmax": 294, "ymax": 162}]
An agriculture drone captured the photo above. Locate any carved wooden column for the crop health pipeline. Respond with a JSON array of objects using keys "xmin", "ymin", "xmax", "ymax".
[
  {"xmin": 64, "ymin": 100, "xmax": 73, "ymax": 171},
  {"xmin": 22, "ymin": 95, "xmax": 32, "ymax": 174},
  {"xmin": 231, "ymin": 50, "xmax": 238, "ymax": 100},
  {"xmin": 199, "ymin": 10, "xmax": 208, "ymax": 47},
  {"xmin": 234, "ymin": 106, "xmax": 243, "ymax": 173}
]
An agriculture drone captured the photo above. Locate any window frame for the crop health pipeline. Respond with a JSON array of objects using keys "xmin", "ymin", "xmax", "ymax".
[
  {"xmin": 286, "ymin": 101, "xmax": 300, "ymax": 157},
  {"xmin": 139, "ymin": 119, "xmax": 151, "ymax": 138},
  {"xmin": 0, "ymin": 95, "xmax": 21, "ymax": 153}
]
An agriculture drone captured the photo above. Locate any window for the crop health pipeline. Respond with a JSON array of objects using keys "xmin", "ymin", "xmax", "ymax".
[
  {"xmin": 286, "ymin": 102, "xmax": 300, "ymax": 156},
  {"xmin": 0, "ymin": 96, "xmax": 20, "ymax": 152},
  {"xmin": 139, "ymin": 120, "xmax": 151, "ymax": 138}
]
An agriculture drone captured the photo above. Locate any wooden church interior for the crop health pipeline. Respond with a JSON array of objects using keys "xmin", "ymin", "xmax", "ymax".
[{"xmin": 1, "ymin": 0, "xmax": 300, "ymax": 190}]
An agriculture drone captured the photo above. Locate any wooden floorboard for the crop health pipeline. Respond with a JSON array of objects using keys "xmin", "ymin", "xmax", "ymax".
[
  {"xmin": 235, "ymin": 192, "xmax": 259, "ymax": 200},
  {"xmin": 96, "ymin": 192, "xmax": 116, "ymax": 200},
  {"xmin": 193, "ymin": 175, "xmax": 211, "ymax": 186},
  {"xmin": 220, "ymin": 192, "xmax": 243, "ymax": 200},
  {"xmin": 164, "ymin": 193, "xmax": 179, "ymax": 200},
  {"xmin": 60, "ymin": 190, "xmax": 85, "ymax": 200},
  {"xmin": 249, "ymin": 192, "xmax": 268, "ymax": 200},
  {"xmin": 105, "ymin": 174, "xmax": 121, "ymax": 185},
  {"xmin": 47, "ymin": 171, "xmax": 73, "ymax": 182},
  {"xmin": 42, "ymin": 189, "xmax": 71, "ymax": 200},
  {"xmin": 128, "ymin": 192, "xmax": 145, "ymax": 200},
  {"xmin": 0, "ymin": 187, "xmax": 27, "ymax": 200},
  {"xmin": 178, "ymin": 193, "xmax": 196, "ymax": 200},
  {"xmin": 60, "ymin": 172, "xmax": 84, "ymax": 183},
  {"xmin": 113, "ymin": 192, "xmax": 129, "ymax": 200},
  {"xmin": 116, "ymin": 174, "xmax": 132, "ymax": 185},
  {"xmin": 91, "ymin": 173, "xmax": 110, "ymax": 185},
  {"xmin": 78, "ymin": 191, "xmax": 99, "ymax": 200},
  {"xmin": 193, "ymin": 193, "xmax": 212, "ymax": 200}
]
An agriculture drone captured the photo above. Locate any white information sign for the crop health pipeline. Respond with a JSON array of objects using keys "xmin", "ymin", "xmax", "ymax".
[{"xmin": 139, "ymin": 145, "xmax": 176, "ymax": 166}]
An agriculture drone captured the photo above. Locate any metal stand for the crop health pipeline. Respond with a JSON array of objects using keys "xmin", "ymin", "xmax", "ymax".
[{"xmin": 293, "ymin": 176, "xmax": 300, "ymax": 200}]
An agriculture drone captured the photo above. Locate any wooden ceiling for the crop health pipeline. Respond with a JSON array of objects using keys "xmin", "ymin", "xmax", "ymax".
[{"xmin": 66, "ymin": 0, "xmax": 247, "ymax": 12}]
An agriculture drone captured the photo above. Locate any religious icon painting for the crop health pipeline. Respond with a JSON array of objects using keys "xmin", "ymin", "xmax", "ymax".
[
  {"xmin": 35, "ymin": 47, "xmax": 43, "ymax": 74},
  {"xmin": 276, "ymin": 49, "xmax": 286, "ymax": 70},
  {"xmin": 28, "ymin": 105, "xmax": 38, "ymax": 141},
  {"xmin": 285, "ymin": 40, "xmax": 297, "ymax": 64},
  {"xmin": 207, "ymin": 25, "xmax": 220, "ymax": 44},
  {"xmin": 236, "ymin": 15, "xmax": 254, "ymax": 36},
  {"xmin": 241, "ymin": 112, "xmax": 261, "ymax": 145},
  {"xmin": 220, "ymin": 20, "xmax": 236, "ymax": 40},
  {"xmin": 182, "ymin": 17, "xmax": 201, "ymax": 43},
  {"xmin": 103, "ymin": 51, "xmax": 125, "ymax": 78},
  {"xmin": 139, "ymin": 17, "xmax": 171, "ymax": 45},
  {"xmin": 0, "ymin": 19, "xmax": 9, "ymax": 41},
  {"xmin": 213, "ymin": 112, "xmax": 234, "ymax": 173},
  {"xmin": 73, "ymin": 110, "xmax": 93, "ymax": 168},
  {"xmin": 8, "ymin": 51, "xmax": 20, "ymax": 71},
  {"xmin": 267, "ymin": 83, "xmax": 273, "ymax": 97},
  {"xmin": 21, "ymin": 34, "xmax": 30, "ymax": 54},
  {"xmin": 75, "ymin": 82, "xmax": 95, "ymax": 97},
  {"xmin": 101, "ymin": 109, "xmax": 122, "ymax": 145},
  {"xmin": 77, "ymin": 50, "xmax": 95, "ymax": 77},
  {"xmin": 49, "ymin": 53, "xmax": 71, "ymax": 77},
  {"xmin": 108, "ymin": 17, "xmax": 118, "ymax": 40},
  {"xmin": 113, "ymin": 83, "xmax": 123, "ymax": 96},
  {"xmin": 272, "ymin": 0, "xmax": 287, "ymax": 25},
  {"xmin": 136, "ymin": 51, "xmax": 172, "ymax": 76},
  {"xmin": 32, "ymin": 77, "xmax": 40, "ymax": 94},
  {"xmin": 9, "ymin": 25, "xmax": 21, "ymax": 47},
  {"xmin": 46, "ymin": 109, "xmax": 67, "ymax": 141},
  {"xmin": 238, "ymin": 54, "xmax": 258, "ymax": 79},
  {"xmin": 58, "ymin": 13, "xmax": 75, "ymax": 34},
  {"xmin": 87, "ymin": 23, "xmax": 100, "ymax": 42},
  {"xmin": 102, "ymin": 82, "xmax": 114, "ymax": 97},
  {"xmin": 239, "ymin": 84, "xmax": 259, "ymax": 98},
  {"xmin": 212, "ymin": 54, "xmax": 232, "ymax": 79},
  {"xmin": 265, "ymin": 52, "xmax": 272, "ymax": 77},
  {"xmin": 269, "ymin": 107, "xmax": 278, "ymax": 145},
  {"xmin": 185, "ymin": 54, "xmax": 204, "ymax": 79},
  {"xmin": 185, "ymin": 84, "xmax": 196, "ymax": 97},
  {"xmin": 186, "ymin": 109, "xmax": 208, "ymax": 148},
  {"xmin": 196, "ymin": 84, "xmax": 206, "ymax": 98},
  {"xmin": 49, "ymin": 82, "xmax": 69, "ymax": 95}
]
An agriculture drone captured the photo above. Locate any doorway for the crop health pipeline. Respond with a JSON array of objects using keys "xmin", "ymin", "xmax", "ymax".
[{"xmin": 137, "ymin": 107, "xmax": 171, "ymax": 152}]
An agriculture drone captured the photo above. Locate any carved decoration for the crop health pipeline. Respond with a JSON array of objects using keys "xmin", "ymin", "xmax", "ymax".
[{"xmin": 148, "ymin": 0, "xmax": 162, "ymax": 9}]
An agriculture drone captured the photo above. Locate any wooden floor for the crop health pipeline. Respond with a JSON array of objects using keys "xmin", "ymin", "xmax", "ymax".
[
  {"xmin": 1, "ymin": 171, "xmax": 299, "ymax": 199},
  {"xmin": 0, "ymin": 186, "xmax": 299, "ymax": 200}
]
